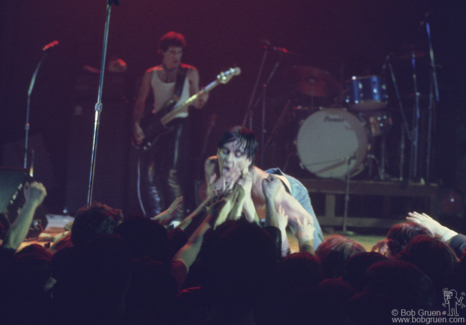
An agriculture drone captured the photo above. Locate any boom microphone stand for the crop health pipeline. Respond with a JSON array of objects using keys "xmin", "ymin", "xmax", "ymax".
[
  {"xmin": 242, "ymin": 41, "xmax": 269, "ymax": 129},
  {"xmin": 24, "ymin": 41, "xmax": 59, "ymax": 174},
  {"xmin": 86, "ymin": 0, "xmax": 121, "ymax": 207},
  {"xmin": 259, "ymin": 58, "xmax": 281, "ymax": 166}
]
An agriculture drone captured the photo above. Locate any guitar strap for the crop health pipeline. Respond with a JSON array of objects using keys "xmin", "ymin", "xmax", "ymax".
[{"xmin": 161, "ymin": 67, "xmax": 188, "ymax": 114}]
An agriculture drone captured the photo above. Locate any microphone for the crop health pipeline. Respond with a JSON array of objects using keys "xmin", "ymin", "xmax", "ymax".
[
  {"xmin": 260, "ymin": 39, "xmax": 298, "ymax": 56},
  {"xmin": 42, "ymin": 40, "xmax": 59, "ymax": 53}
]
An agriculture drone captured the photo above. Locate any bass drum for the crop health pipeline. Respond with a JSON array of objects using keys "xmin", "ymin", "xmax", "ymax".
[{"xmin": 297, "ymin": 108, "xmax": 370, "ymax": 178}]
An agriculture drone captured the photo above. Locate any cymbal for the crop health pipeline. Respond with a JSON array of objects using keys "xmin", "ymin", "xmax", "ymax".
[{"xmin": 285, "ymin": 66, "xmax": 340, "ymax": 97}]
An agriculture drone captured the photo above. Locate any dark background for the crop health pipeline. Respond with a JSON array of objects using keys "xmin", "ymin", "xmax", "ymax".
[{"xmin": 0, "ymin": 0, "xmax": 465, "ymax": 216}]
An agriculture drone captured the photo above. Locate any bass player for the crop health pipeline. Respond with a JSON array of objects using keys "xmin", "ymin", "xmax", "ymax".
[{"xmin": 133, "ymin": 31, "xmax": 208, "ymax": 219}]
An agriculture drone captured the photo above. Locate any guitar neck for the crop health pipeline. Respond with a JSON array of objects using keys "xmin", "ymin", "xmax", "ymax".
[
  {"xmin": 180, "ymin": 79, "xmax": 219, "ymax": 109},
  {"xmin": 160, "ymin": 80, "xmax": 220, "ymax": 125}
]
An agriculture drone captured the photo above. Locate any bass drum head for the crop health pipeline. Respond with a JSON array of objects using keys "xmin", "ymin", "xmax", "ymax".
[{"xmin": 297, "ymin": 108, "xmax": 369, "ymax": 178}]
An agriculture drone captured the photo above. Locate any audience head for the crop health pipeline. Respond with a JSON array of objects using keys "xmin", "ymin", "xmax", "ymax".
[
  {"xmin": 201, "ymin": 220, "xmax": 277, "ymax": 309},
  {"xmin": 315, "ymin": 234, "xmax": 366, "ymax": 279},
  {"xmin": 385, "ymin": 222, "xmax": 432, "ymax": 257},
  {"xmin": 397, "ymin": 235, "xmax": 458, "ymax": 295},
  {"xmin": 114, "ymin": 216, "xmax": 170, "ymax": 264},
  {"xmin": 451, "ymin": 254, "xmax": 466, "ymax": 294},
  {"xmin": 364, "ymin": 259, "xmax": 436, "ymax": 309},
  {"xmin": 126, "ymin": 257, "xmax": 178, "ymax": 324},
  {"xmin": 52, "ymin": 235, "xmax": 131, "ymax": 324},
  {"xmin": 71, "ymin": 202, "xmax": 123, "ymax": 246},
  {"xmin": 3, "ymin": 244, "xmax": 54, "ymax": 324},
  {"xmin": 286, "ymin": 278, "xmax": 356, "ymax": 325},
  {"xmin": 312, "ymin": 279, "xmax": 356, "ymax": 325},
  {"xmin": 12, "ymin": 244, "xmax": 54, "ymax": 296},
  {"xmin": 278, "ymin": 251, "xmax": 324, "ymax": 292},
  {"xmin": 342, "ymin": 252, "xmax": 388, "ymax": 291},
  {"xmin": 345, "ymin": 290, "xmax": 398, "ymax": 325}
]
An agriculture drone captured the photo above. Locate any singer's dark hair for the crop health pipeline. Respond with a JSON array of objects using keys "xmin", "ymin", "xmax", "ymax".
[
  {"xmin": 217, "ymin": 126, "xmax": 258, "ymax": 165},
  {"xmin": 158, "ymin": 32, "xmax": 186, "ymax": 52}
]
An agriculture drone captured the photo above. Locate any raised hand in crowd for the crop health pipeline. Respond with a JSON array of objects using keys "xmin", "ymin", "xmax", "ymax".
[
  {"xmin": 236, "ymin": 168, "xmax": 257, "ymax": 223},
  {"xmin": 371, "ymin": 238, "xmax": 389, "ymax": 256},
  {"xmin": 407, "ymin": 211, "xmax": 466, "ymax": 258},
  {"xmin": 209, "ymin": 196, "xmax": 234, "ymax": 229},
  {"xmin": 152, "ymin": 196, "xmax": 184, "ymax": 225},
  {"xmin": 295, "ymin": 216, "xmax": 315, "ymax": 255},
  {"xmin": 3, "ymin": 181, "xmax": 47, "ymax": 250},
  {"xmin": 277, "ymin": 205, "xmax": 290, "ymax": 257},
  {"xmin": 262, "ymin": 173, "xmax": 282, "ymax": 228},
  {"xmin": 406, "ymin": 211, "xmax": 458, "ymax": 242},
  {"xmin": 174, "ymin": 211, "xmax": 212, "ymax": 273}
]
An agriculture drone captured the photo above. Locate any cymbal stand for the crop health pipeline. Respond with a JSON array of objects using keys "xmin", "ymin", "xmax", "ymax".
[
  {"xmin": 87, "ymin": 0, "xmax": 120, "ymax": 207},
  {"xmin": 264, "ymin": 99, "xmax": 292, "ymax": 153},
  {"xmin": 309, "ymin": 79, "xmax": 315, "ymax": 110},
  {"xmin": 340, "ymin": 156, "xmax": 355, "ymax": 236},
  {"xmin": 409, "ymin": 53, "xmax": 421, "ymax": 180},
  {"xmin": 425, "ymin": 21, "xmax": 439, "ymax": 183},
  {"xmin": 259, "ymin": 60, "xmax": 281, "ymax": 166},
  {"xmin": 366, "ymin": 153, "xmax": 384, "ymax": 181},
  {"xmin": 426, "ymin": 76, "xmax": 434, "ymax": 183},
  {"xmin": 380, "ymin": 135, "xmax": 387, "ymax": 180},
  {"xmin": 242, "ymin": 47, "xmax": 268, "ymax": 129},
  {"xmin": 388, "ymin": 60, "xmax": 411, "ymax": 181}
]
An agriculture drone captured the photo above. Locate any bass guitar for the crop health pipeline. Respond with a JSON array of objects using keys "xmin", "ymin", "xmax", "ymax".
[{"xmin": 136, "ymin": 67, "xmax": 241, "ymax": 151}]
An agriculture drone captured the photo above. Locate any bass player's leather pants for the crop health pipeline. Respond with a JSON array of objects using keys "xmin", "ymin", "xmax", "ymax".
[{"xmin": 138, "ymin": 120, "xmax": 186, "ymax": 219}]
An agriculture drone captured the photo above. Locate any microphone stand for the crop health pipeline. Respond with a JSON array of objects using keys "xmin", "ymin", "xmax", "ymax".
[
  {"xmin": 24, "ymin": 51, "xmax": 51, "ymax": 174},
  {"xmin": 87, "ymin": 0, "xmax": 121, "ymax": 207},
  {"xmin": 409, "ymin": 53, "xmax": 420, "ymax": 181},
  {"xmin": 388, "ymin": 59, "xmax": 411, "ymax": 181},
  {"xmin": 425, "ymin": 21, "xmax": 439, "ymax": 183},
  {"xmin": 259, "ymin": 59, "xmax": 281, "ymax": 166},
  {"xmin": 242, "ymin": 46, "xmax": 268, "ymax": 129}
]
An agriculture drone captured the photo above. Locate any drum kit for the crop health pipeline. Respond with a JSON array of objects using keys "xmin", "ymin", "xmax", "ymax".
[
  {"xmin": 246, "ymin": 34, "xmax": 438, "ymax": 185},
  {"xmin": 283, "ymin": 66, "xmax": 393, "ymax": 180}
]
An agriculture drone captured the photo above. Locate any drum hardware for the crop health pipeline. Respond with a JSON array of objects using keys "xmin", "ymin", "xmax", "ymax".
[
  {"xmin": 409, "ymin": 52, "xmax": 421, "ymax": 180},
  {"xmin": 345, "ymin": 75, "xmax": 388, "ymax": 111},
  {"xmin": 425, "ymin": 19, "xmax": 440, "ymax": 183},
  {"xmin": 264, "ymin": 99, "xmax": 293, "ymax": 154},
  {"xmin": 341, "ymin": 155, "xmax": 356, "ymax": 236},
  {"xmin": 292, "ymin": 105, "xmax": 316, "ymax": 124},
  {"xmin": 385, "ymin": 18, "xmax": 439, "ymax": 183},
  {"xmin": 380, "ymin": 134, "xmax": 388, "ymax": 180},
  {"xmin": 357, "ymin": 110, "xmax": 392, "ymax": 138},
  {"xmin": 284, "ymin": 66, "xmax": 340, "ymax": 111},
  {"xmin": 395, "ymin": 43, "xmax": 428, "ymax": 61},
  {"xmin": 366, "ymin": 154, "xmax": 385, "ymax": 181},
  {"xmin": 387, "ymin": 52, "xmax": 411, "ymax": 182},
  {"xmin": 242, "ymin": 40, "xmax": 289, "ymax": 166},
  {"xmin": 296, "ymin": 108, "xmax": 370, "ymax": 179}
]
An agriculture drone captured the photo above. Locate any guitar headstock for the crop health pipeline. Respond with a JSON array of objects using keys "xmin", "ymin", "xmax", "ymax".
[{"xmin": 216, "ymin": 67, "xmax": 241, "ymax": 84}]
